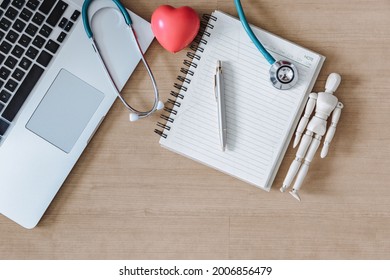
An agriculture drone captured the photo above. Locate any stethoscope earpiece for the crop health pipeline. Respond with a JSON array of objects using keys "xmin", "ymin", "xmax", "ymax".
[
  {"xmin": 129, "ymin": 113, "xmax": 139, "ymax": 122},
  {"xmin": 129, "ymin": 100, "xmax": 164, "ymax": 122},
  {"xmin": 157, "ymin": 100, "xmax": 165, "ymax": 110}
]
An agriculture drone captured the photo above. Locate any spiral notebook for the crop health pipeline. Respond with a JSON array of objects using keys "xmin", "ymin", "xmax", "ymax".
[{"xmin": 155, "ymin": 11, "xmax": 325, "ymax": 191}]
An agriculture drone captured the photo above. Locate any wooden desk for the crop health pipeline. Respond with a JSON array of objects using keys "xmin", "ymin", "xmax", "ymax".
[{"xmin": 1, "ymin": 0, "xmax": 389, "ymax": 259}]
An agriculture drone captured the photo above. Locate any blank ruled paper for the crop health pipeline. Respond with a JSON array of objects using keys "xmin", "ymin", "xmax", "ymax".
[{"xmin": 159, "ymin": 11, "xmax": 325, "ymax": 190}]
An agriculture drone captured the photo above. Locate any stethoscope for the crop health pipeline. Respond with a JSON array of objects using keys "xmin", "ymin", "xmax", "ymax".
[
  {"xmin": 234, "ymin": 0, "xmax": 299, "ymax": 90},
  {"xmin": 82, "ymin": 0, "xmax": 164, "ymax": 121}
]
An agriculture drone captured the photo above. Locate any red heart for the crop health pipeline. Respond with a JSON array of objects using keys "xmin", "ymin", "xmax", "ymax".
[{"xmin": 151, "ymin": 5, "xmax": 200, "ymax": 53}]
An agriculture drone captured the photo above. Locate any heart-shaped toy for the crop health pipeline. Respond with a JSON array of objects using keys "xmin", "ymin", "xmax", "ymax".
[{"xmin": 151, "ymin": 5, "xmax": 200, "ymax": 53}]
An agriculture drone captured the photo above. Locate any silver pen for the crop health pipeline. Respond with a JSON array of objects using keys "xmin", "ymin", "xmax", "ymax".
[{"xmin": 214, "ymin": 60, "xmax": 227, "ymax": 151}]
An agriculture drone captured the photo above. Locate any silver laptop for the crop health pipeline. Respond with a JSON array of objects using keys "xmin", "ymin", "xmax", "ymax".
[{"xmin": 0, "ymin": 0, "xmax": 154, "ymax": 228}]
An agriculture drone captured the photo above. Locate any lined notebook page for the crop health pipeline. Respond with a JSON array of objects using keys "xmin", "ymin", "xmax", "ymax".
[{"xmin": 159, "ymin": 11, "xmax": 324, "ymax": 190}]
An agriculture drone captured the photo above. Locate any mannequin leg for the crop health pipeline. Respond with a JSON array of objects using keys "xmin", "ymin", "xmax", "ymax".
[
  {"xmin": 281, "ymin": 131, "xmax": 313, "ymax": 192},
  {"xmin": 289, "ymin": 134, "xmax": 322, "ymax": 201}
]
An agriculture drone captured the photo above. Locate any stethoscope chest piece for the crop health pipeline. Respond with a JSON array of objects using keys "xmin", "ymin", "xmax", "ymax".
[{"xmin": 269, "ymin": 60, "xmax": 298, "ymax": 90}]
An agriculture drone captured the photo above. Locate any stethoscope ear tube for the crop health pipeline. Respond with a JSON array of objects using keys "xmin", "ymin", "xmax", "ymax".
[{"xmin": 82, "ymin": 0, "xmax": 132, "ymax": 38}]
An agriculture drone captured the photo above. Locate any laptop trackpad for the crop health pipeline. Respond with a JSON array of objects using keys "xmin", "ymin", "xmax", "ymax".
[{"xmin": 26, "ymin": 69, "xmax": 104, "ymax": 153}]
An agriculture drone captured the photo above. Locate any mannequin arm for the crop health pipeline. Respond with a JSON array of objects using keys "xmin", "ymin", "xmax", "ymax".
[
  {"xmin": 320, "ymin": 102, "xmax": 344, "ymax": 158},
  {"xmin": 293, "ymin": 92, "xmax": 317, "ymax": 148}
]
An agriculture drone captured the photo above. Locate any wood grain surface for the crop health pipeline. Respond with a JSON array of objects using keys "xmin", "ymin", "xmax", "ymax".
[{"xmin": 1, "ymin": 0, "xmax": 389, "ymax": 259}]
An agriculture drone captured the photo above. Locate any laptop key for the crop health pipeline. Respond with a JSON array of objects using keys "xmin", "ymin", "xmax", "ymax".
[
  {"xmin": 20, "ymin": 8, "xmax": 33, "ymax": 22},
  {"xmin": 18, "ymin": 34, "xmax": 32, "ymax": 47},
  {"xmin": 11, "ymin": 45, "xmax": 24, "ymax": 58},
  {"xmin": 26, "ymin": 0, "xmax": 39, "ymax": 11},
  {"xmin": 12, "ymin": 68, "xmax": 25, "ymax": 81},
  {"xmin": 5, "ymin": 6, "xmax": 19, "ymax": 20},
  {"xmin": 39, "ymin": 0, "xmax": 56, "ymax": 15},
  {"xmin": 57, "ymin": 31, "xmax": 66, "ymax": 43},
  {"xmin": 2, "ymin": 64, "xmax": 44, "ymax": 122},
  {"xmin": 11, "ymin": 0, "xmax": 25, "ymax": 10},
  {"xmin": 0, "ymin": 90, "xmax": 11, "ymax": 103},
  {"xmin": 5, "ymin": 78, "xmax": 18, "ymax": 92},
  {"xmin": 4, "ymin": 56, "xmax": 18, "ymax": 69},
  {"xmin": 19, "ymin": 57, "xmax": 32, "ymax": 70},
  {"xmin": 70, "ymin": 10, "xmax": 80, "ymax": 21},
  {"xmin": 0, "ymin": 0, "xmax": 11, "ymax": 9},
  {"xmin": 36, "ymin": 50, "xmax": 53, "ymax": 67},
  {"xmin": 64, "ymin": 21, "xmax": 73, "ymax": 32},
  {"xmin": 45, "ymin": 39, "xmax": 59, "ymax": 53},
  {"xmin": 0, "ymin": 18, "xmax": 12, "ymax": 32},
  {"xmin": 25, "ymin": 23, "xmax": 38, "ymax": 37},
  {"xmin": 0, "ymin": 41, "xmax": 12, "ymax": 54},
  {"xmin": 6, "ymin": 29, "xmax": 19, "ymax": 43},
  {"xmin": 0, "ymin": 67, "xmax": 11, "ymax": 80},
  {"xmin": 13, "ymin": 19, "xmax": 27, "ymax": 33},
  {"xmin": 0, "ymin": 118, "xmax": 10, "ymax": 136},
  {"xmin": 26, "ymin": 46, "xmax": 39, "ymax": 59},
  {"xmin": 32, "ymin": 12, "xmax": 45, "ymax": 26},
  {"xmin": 46, "ymin": 1, "xmax": 68, "ymax": 27},
  {"xmin": 0, "ymin": 53, "xmax": 5, "ymax": 64},
  {"xmin": 58, "ymin": 17, "xmax": 67, "ymax": 29},
  {"xmin": 32, "ymin": 35, "xmax": 46, "ymax": 48},
  {"xmin": 0, "ymin": 103, "xmax": 4, "ymax": 113},
  {"xmin": 39, "ymin": 24, "xmax": 53, "ymax": 38}
]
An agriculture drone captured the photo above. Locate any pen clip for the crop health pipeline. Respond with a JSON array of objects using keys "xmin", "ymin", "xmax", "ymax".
[
  {"xmin": 214, "ymin": 74, "xmax": 218, "ymax": 102},
  {"xmin": 214, "ymin": 61, "xmax": 222, "ymax": 101}
]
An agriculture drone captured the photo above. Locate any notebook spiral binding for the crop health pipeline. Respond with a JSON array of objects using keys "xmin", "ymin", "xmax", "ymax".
[{"xmin": 154, "ymin": 14, "xmax": 217, "ymax": 139}]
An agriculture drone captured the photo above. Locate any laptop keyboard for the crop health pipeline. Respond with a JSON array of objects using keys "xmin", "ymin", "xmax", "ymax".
[{"xmin": 0, "ymin": 0, "xmax": 80, "ymax": 142}]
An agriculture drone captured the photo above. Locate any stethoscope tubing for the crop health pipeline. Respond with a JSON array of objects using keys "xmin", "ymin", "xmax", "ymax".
[
  {"xmin": 82, "ymin": 0, "xmax": 160, "ymax": 119},
  {"xmin": 234, "ymin": 0, "xmax": 275, "ymax": 65},
  {"xmin": 90, "ymin": 31, "xmax": 159, "ymax": 118}
]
